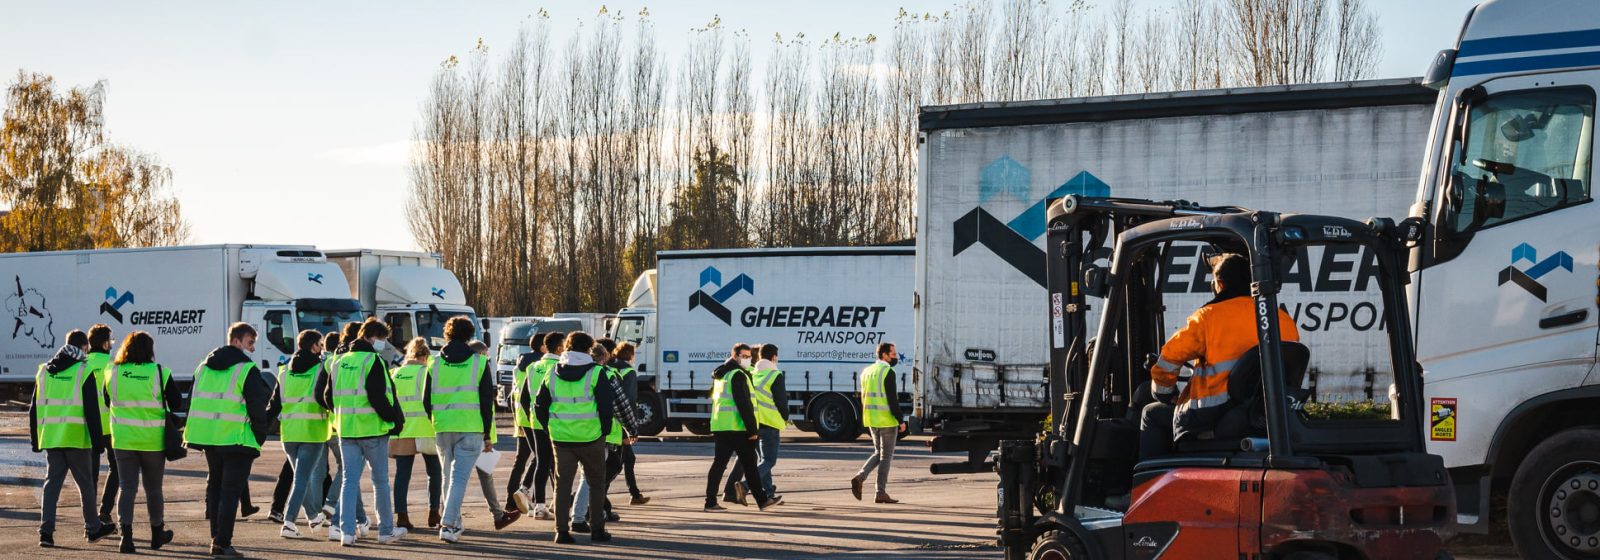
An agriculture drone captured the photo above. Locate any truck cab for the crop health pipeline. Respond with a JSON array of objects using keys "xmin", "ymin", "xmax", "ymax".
[
  {"xmin": 1412, "ymin": 1, "xmax": 1600, "ymax": 556},
  {"xmin": 371, "ymin": 266, "xmax": 477, "ymax": 350},
  {"xmin": 238, "ymin": 248, "xmax": 364, "ymax": 373}
]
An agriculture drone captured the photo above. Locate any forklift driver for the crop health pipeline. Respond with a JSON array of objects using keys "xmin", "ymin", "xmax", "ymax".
[{"xmin": 1139, "ymin": 253, "xmax": 1299, "ymax": 461}]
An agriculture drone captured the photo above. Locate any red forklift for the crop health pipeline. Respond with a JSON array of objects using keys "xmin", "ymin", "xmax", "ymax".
[{"xmin": 996, "ymin": 196, "xmax": 1455, "ymax": 559}]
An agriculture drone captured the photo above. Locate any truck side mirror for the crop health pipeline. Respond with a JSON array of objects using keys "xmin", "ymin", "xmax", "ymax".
[{"xmin": 1472, "ymin": 178, "xmax": 1506, "ymax": 224}]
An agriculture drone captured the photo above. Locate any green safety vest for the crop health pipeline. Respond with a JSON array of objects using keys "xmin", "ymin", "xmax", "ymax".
[
  {"xmin": 185, "ymin": 363, "xmax": 260, "ymax": 449},
  {"xmin": 427, "ymin": 355, "xmax": 485, "ymax": 435},
  {"xmin": 860, "ymin": 362, "xmax": 898, "ymax": 429},
  {"xmin": 710, "ymin": 369, "xmax": 752, "ymax": 433},
  {"xmin": 35, "ymin": 363, "xmax": 91, "ymax": 449},
  {"xmin": 524, "ymin": 357, "xmax": 558, "ymax": 430},
  {"xmin": 108, "ymin": 363, "xmax": 169, "ymax": 452},
  {"xmin": 751, "ymin": 368, "xmax": 786, "ymax": 430},
  {"xmin": 393, "ymin": 364, "xmax": 435, "ymax": 439},
  {"xmin": 545, "ymin": 364, "xmax": 602, "ymax": 443},
  {"xmin": 279, "ymin": 364, "xmax": 331, "ymax": 443},
  {"xmin": 87, "ymin": 352, "xmax": 112, "ymax": 434},
  {"xmin": 603, "ymin": 367, "xmax": 625, "ymax": 445},
  {"xmin": 332, "ymin": 352, "xmax": 396, "ymax": 439}
]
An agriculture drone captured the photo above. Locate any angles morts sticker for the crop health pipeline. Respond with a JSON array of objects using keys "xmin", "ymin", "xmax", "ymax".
[{"xmin": 1430, "ymin": 397, "xmax": 1457, "ymax": 442}]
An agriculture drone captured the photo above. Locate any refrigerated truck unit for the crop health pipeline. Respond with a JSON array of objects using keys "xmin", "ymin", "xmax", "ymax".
[
  {"xmin": 617, "ymin": 247, "xmax": 915, "ymax": 441},
  {"xmin": 915, "ymin": 78, "xmax": 1438, "ymax": 464},
  {"xmin": 324, "ymin": 248, "xmax": 477, "ymax": 350},
  {"xmin": 0, "ymin": 244, "xmax": 363, "ymax": 396}
]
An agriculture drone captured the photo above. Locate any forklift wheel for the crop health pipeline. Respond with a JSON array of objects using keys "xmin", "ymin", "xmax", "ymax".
[{"xmin": 1028, "ymin": 531, "xmax": 1089, "ymax": 560}]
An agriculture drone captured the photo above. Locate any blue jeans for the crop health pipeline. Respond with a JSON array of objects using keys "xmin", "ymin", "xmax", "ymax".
[
  {"xmin": 339, "ymin": 436, "xmax": 393, "ymax": 536},
  {"xmin": 325, "ymin": 442, "xmax": 367, "ymax": 525},
  {"xmin": 725, "ymin": 426, "xmax": 780, "ymax": 497},
  {"xmin": 282, "ymin": 441, "xmax": 328, "ymax": 524},
  {"xmin": 435, "ymin": 432, "xmax": 483, "ymax": 529}
]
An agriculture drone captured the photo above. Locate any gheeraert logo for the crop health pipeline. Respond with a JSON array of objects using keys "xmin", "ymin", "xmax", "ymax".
[
  {"xmin": 689, "ymin": 266, "xmax": 754, "ymax": 325},
  {"xmin": 100, "ymin": 286, "xmax": 136, "ymax": 323},
  {"xmin": 1497, "ymin": 243, "xmax": 1573, "ymax": 302},
  {"xmin": 952, "ymin": 156, "xmax": 1110, "ymax": 288}
]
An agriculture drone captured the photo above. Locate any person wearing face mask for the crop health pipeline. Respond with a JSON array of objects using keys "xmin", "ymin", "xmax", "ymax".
[
  {"xmin": 705, "ymin": 344, "xmax": 778, "ymax": 512},
  {"xmin": 850, "ymin": 342, "xmax": 905, "ymax": 504},
  {"xmin": 724, "ymin": 343, "xmax": 786, "ymax": 505},
  {"xmin": 317, "ymin": 318, "xmax": 407, "ymax": 546}
]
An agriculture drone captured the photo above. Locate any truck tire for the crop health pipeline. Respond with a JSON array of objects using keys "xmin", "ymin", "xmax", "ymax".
[
  {"xmin": 1509, "ymin": 426, "xmax": 1600, "ymax": 560},
  {"xmin": 810, "ymin": 394, "xmax": 861, "ymax": 442},
  {"xmin": 1027, "ymin": 530, "xmax": 1089, "ymax": 560},
  {"xmin": 685, "ymin": 421, "xmax": 712, "ymax": 436},
  {"xmin": 635, "ymin": 389, "xmax": 666, "ymax": 437}
]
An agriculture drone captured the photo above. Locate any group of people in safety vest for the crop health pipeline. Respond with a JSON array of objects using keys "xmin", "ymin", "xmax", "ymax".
[{"xmin": 30, "ymin": 315, "xmax": 906, "ymax": 557}]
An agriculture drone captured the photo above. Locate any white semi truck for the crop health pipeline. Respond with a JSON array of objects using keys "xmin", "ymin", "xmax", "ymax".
[
  {"xmin": 0, "ymin": 244, "xmax": 363, "ymax": 396},
  {"xmin": 324, "ymin": 248, "xmax": 477, "ymax": 351},
  {"xmin": 916, "ymin": 78, "xmax": 1439, "ymax": 466},
  {"xmin": 614, "ymin": 247, "xmax": 915, "ymax": 440}
]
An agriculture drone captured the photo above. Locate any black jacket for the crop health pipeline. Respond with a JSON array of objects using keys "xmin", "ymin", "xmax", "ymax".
[
  {"xmin": 517, "ymin": 353, "xmax": 556, "ymax": 421},
  {"xmin": 315, "ymin": 340, "xmax": 403, "ymax": 438},
  {"xmin": 881, "ymin": 364, "xmax": 904, "ymax": 423},
  {"xmin": 421, "ymin": 340, "xmax": 496, "ymax": 439},
  {"xmin": 609, "ymin": 358, "xmax": 639, "ymax": 403},
  {"xmin": 28, "ymin": 347, "xmax": 105, "ymax": 453},
  {"xmin": 711, "ymin": 359, "xmax": 758, "ymax": 436},
  {"xmin": 185, "ymin": 345, "xmax": 275, "ymax": 456},
  {"xmin": 534, "ymin": 356, "xmax": 616, "ymax": 447}
]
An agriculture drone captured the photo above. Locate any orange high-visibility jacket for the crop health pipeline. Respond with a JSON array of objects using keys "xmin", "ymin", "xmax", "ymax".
[{"xmin": 1151, "ymin": 295, "xmax": 1299, "ymax": 420}]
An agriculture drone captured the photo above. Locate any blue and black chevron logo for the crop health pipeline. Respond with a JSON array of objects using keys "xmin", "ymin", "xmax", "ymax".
[
  {"xmin": 430, "ymin": 287, "xmax": 446, "ymax": 299},
  {"xmin": 1497, "ymin": 243, "xmax": 1573, "ymax": 302},
  {"xmin": 307, "ymin": 272, "xmax": 324, "ymax": 284},
  {"xmin": 100, "ymin": 286, "xmax": 135, "ymax": 323},
  {"xmin": 689, "ymin": 266, "xmax": 754, "ymax": 325},
  {"xmin": 952, "ymin": 156, "xmax": 1110, "ymax": 287}
]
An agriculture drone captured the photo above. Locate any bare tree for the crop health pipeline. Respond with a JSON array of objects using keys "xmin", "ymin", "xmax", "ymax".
[
  {"xmin": 1225, "ymin": 0, "xmax": 1331, "ymax": 86},
  {"xmin": 1332, "ymin": 0, "xmax": 1382, "ymax": 81}
]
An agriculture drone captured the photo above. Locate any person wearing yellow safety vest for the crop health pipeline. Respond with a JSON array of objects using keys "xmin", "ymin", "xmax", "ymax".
[
  {"xmin": 315, "ymin": 324, "xmax": 369, "ymax": 534},
  {"xmin": 389, "ymin": 337, "xmax": 442, "ymax": 533},
  {"xmin": 705, "ymin": 343, "xmax": 779, "ymax": 512},
  {"xmin": 105, "ymin": 331, "xmax": 179, "ymax": 553},
  {"xmin": 509, "ymin": 331, "xmax": 564, "ymax": 520},
  {"xmin": 570, "ymin": 339, "xmax": 642, "ymax": 534},
  {"xmin": 276, "ymin": 330, "xmax": 335, "ymax": 540},
  {"xmin": 31, "ymin": 329, "xmax": 117, "ymax": 548},
  {"xmin": 724, "ymin": 343, "xmax": 787, "ymax": 505},
  {"xmin": 85, "ymin": 323, "xmax": 120, "ymax": 530},
  {"xmin": 315, "ymin": 318, "xmax": 407, "ymax": 546},
  {"xmin": 535, "ymin": 332, "xmax": 622, "ymax": 544},
  {"xmin": 184, "ymin": 323, "xmax": 276, "ymax": 558},
  {"xmin": 850, "ymin": 342, "xmax": 906, "ymax": 505},
  {"xmin": 421, "ymin": 317, "xmax": 507, "ymax": 543},
  {"xmin": 612, "ymin": 342, "xmax": 650, "ymax": 505},
  {"xmin": 465, "ymin": 339, "xmax": 521, "ymax": 532}
]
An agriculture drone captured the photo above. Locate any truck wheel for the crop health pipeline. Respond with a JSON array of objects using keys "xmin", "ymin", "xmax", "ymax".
[
  {"xmin": 810, "ymin": 394, "xmax": 861, "ymax": 442},
  {"xmin": 635, "ymin": 389, "xmax": 666, "ymax": 437},
  {"xmin": 1027, "ymin": 530, "xmax": 1089, "ymax": 560},
  {"xmin": 1509, "ymin": 426, "xmax": 1600, "ymax": 560},
  {"xmin": 685, "ymin": 421, "xmax": 712, "ymax": 436}
]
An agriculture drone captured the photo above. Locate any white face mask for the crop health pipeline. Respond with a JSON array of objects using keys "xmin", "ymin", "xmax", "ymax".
[
  {"xmin": 372, "ymin": 340, "xmax": 389, "ymax": 352},
  {"xmin": 739, "ymin": 358, "xmax": 752, "ymax": 368}
]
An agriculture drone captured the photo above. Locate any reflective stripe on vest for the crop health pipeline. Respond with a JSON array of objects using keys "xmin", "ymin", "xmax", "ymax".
[
  {"xmin": 333, "ymin": 352, "xmax": 395, "ymax": 438},
  {"xmin": 184, "ymin": 363, "xmax": 260, "ymax": 449},
  {"xmin": 279, "ymin": 363, "xmax": 331, "ymax": 443},
  {"xmin": 751, "ymin": 368, "xmax": 785, "ymax": 429},
  {"xmin": 860, "ymin": 363, "xmax": 898, "ymax": 429},
  {"xmin": 109, "ymin": 363, "xmax": 167, "ymax": 452},
  {"xmin": 546, "ymin": 364, "xmax": 601, "ymax": 443},
  {"xmin": 392, "ymin": 363, "xmax": 436, "ymax": 439},
  {"xmin": 710, "ymin": 369, "xmax": 751, "ymax": 433},
  {"xmin": 36, "ymin": 363, "xmax": 91, "ymax": 449},
  {"xmin": 523, "ymin": 357, "xmax": 558, "ymax": 430},
  {"xmin": 427, "ymin": 354, "xmax": 485, "ymax": 434}
]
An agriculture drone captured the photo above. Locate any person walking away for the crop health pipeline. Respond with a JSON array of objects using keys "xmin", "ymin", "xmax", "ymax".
[
  {"xmin": 390, "ymin": 338, "xmax": 442, "ymax": 531},
  {"xmin": 466, "ymin": 339, "xmax": 520, "ymax": 531},
  {"xmin": 184, "ymin": 323, "xmax": 275, "ymax": 558},
  {"xmin": 277, "ymin": 330, "xmax": 334, "ymax": 539},
  {"xmin": 320, "ymin": 319, "xmax": 407, "ymax": 546},
  {"xmin": 611, "ymin": 342, "xmax": 650, "ymax": 505},
  {"xmin": 106, "ymin": 331, "xmax": 179, "ymax": 553},
  {"xmin": 571, "ymin": 340, "xmax": 641, "ymax": 533},
  {"xmin": 510, "ymin": 331, "xmax": 563, "ymax": 519},
  {"xmin": 726, "ymin": 343, "xmax": 786, "ymax": 504},
  {"xmin": 851, "ymin": 343, "xmax": 905, "ymax": 504},
  {"xmin": 705, "ymin": 344, "xmax": 778, "ymax": 512},
  {"xmin": 424, "ymin": 319, "xmax": 501, "ymax": 543},
  {"xmin": 314, "ymin": 328, "xmax": 368, "ymax": 540},
  {"xmin": 84, "ymin": 324, "xmax": 122, "ymax": 529},
  {"xmin": 32, "ymin": 329, "xmax": 117, "ymax": 548},
  {"xmin": 536, "ymin": 332, "xmax": 618, "ymax": 543}
]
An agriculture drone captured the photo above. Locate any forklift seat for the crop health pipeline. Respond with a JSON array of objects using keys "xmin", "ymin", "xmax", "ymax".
[{"xmin": 1170, "ymin": 342, "xmax": 1311, "ymax": 452}]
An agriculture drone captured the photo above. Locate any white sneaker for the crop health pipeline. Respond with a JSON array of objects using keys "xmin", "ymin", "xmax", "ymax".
[
  {"xmin": 321, "ymin": 504, "xmax": 336, "ymax": 519},
  {"xmin": 308, "ymin": 513, "xmax": 327, "ymax": 529},
  {"xmin": 279, "ymin": 522, "xmax": 304, "ymax": 539},
  {"xmin": 377, "ymin": 527, "xmax": 407, "ymax": 544},
  {"xmin": 439, "ymin": 525, "xmax": 462, "ymax": 543},
  {"xmin": 357, "ymin": 520, "xmax": 370, "ymax": 538},
  {"xmin": 327, "ymin": 525, "xmax": 343, "ymax": 542},
  {"xmin": 532, "ymin": 503, "xmax": 551, "ymax": 520},
  {"xmin": 341, "ymin": 533, "xmax": 356, "ymax": 546},
  {"xmin": 512, "ymin": 488, "xmax": 532, "ymax": 513}
]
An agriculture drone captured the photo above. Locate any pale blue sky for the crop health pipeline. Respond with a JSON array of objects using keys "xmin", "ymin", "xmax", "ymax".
[{"xmin": 0, "ymin": 0, "xmax": 1479, "ymax": 251}]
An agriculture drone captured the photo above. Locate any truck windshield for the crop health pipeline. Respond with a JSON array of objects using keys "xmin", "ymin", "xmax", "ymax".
[
  {"xmin": 1449, "ymin": 87, "xmax": 1594, "ymax": 232},
  {"xmin": 296, "ymin": 299, "xmax": 364, "ymax": 335},
  {"xmin": 498, "ymin": 343, "xmax": 529, "ymax": 366},
  {"xmin": 418, "ymin": 310, "xmax": 478, "ymax": 348},
  {"xmin": 614, "ymin": 316, "xmax": 645, "ymax": 344}
]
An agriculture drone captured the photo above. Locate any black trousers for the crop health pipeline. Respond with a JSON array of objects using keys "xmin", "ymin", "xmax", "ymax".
[
  {"xmin": 622, "ymin": 443, "xmax": 642, "ymax": 497},
  {"xmin": 95, "ymin": 449, "xmax": 119, "ymax": 519},
  {"xmin": 203, "ymin": 451, "xmax": 255, "ymax": 547},
  {"xmin": 507, "ymin": 427, "xmax": 555, "ymax": 507},
  {"xmin": 705, "ymin": 432, "xmax": 768, "ymax": 507}
]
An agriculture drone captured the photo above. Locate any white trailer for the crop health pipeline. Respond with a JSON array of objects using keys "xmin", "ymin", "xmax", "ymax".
[
  {"xmin": 916, "ymin": 79, "xmax": 1438, "ymax": 461},
  {"xmin": 0, "ymin": 245, "xmax": 363, "ymax": 395},
  {"xmin": 615, "ymin": 247, "xmax": 915, "ymax": 440},
  {"xmin": 324, "ymin": 248, "xmax": 477, "ymax": 351}
]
